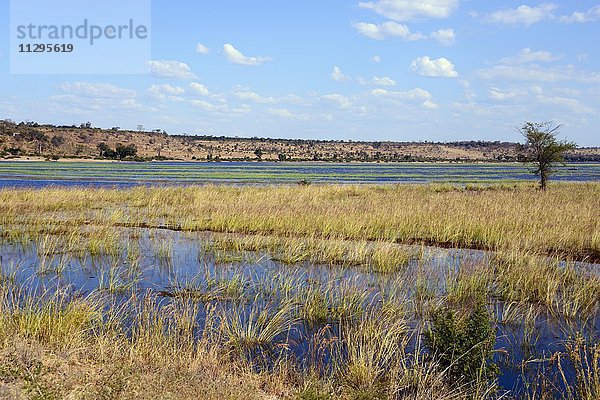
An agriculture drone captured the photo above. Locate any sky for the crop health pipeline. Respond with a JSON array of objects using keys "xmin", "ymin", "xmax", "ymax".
[{"xmin": 1, "ymin": 1, "xmax": 599, "ymax": 146}]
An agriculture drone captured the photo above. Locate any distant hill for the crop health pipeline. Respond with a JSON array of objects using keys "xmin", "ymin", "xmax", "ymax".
[{"xmin": 1, "ymin": 119, "xmax": 598, "ymax": 162}]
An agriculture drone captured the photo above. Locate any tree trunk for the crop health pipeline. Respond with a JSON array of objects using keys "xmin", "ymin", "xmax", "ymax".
[{"xmin": 540, "ymin": 172, "xmax": 548, "ymax": 190}]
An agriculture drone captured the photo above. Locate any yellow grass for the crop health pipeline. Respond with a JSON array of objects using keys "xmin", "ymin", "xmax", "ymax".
[{"xmin": 1, "ymin": 183, "xmax": 598, "ymax": 260}]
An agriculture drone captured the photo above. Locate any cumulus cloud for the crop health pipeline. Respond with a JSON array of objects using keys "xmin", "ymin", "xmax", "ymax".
[
  {"xmin": 353, "ymin": 21, "xmax": 425, "ymax": 40},
  {"xmin": 500, "ymin": 48, "xmax": 562, "ymax": 65},
  {"xmin": 421, "ymin": 100, "xmax": 438, "ymax": 109},
  {"xmin": 147, "ymin": 60, "xmax": 198, "ymax": 80},
  {"xmin": 410, "ymin": 56, "xmax": 458, "ymax": 77},
  {"xmin": 430, "ymin": 28, "xmax": 455, "ymax": 46},
  {"xmin": 358, "ymin": 0, "xmax": 459, "ymax": 21},
  {"xmin": 321, "ymin": 94, "xmax": 353, "ymax": 109},
  {"xmin": 371, "ymin": 88, "xmax": 432, "ymax": 100},
  {"xmin": 195, "ymin": 43, "xmax": 210, "ymax": 54},
  {"xmin": 267, "ymin": 108, "xmax": 294, "ymax": 118},
  {"xmin": 222, "ymin": 43, "xmax": 273, "ymax": 66},
  {"xmin": 536, "ymin": 94, "xmax": 593, "ymax": 113},
  {"xmin": 476, "ymin": 64, "xmax": 600, "ymax": 83},
  {"xmin": 371, "ymin": 55, "xmax": 381, "ymax": 63},
  {"xmin": 371, "ymin": 76, "xmax": 397, "ymax": 86},
  {"xmin": 189, "ymin": 98, "xmax": 250, "ymax": 115},
  {"xmin": 49, "ymin": 95, "xmax": 152, "ymax": 114},
  {"xmin": 331, "ymin": 66, "xmax": 351, "ymax": 82},
  {"xmin": 231, "ymin": 88, "xmax": 277, "ymax": 104},
  {"xmin": 488, "ymin": 87, "xmax": 522, "ymax": 101},
  {"xmin": 189, "ymin": 82, "xmax": 210, "ymax": 96},
  {"xmin": 147, "ymin": 84, "xmax": 185, "ymax": 102},
  {"xmin": 58, "ymin": 82, "xmax": 136, "ymax": 98},
  {"xmin": 190, "ymin": 100, "xmax": 220, "ymax": 112},
  {"xmin": 560, "ymin": 4, "xmax": 600, "ymax": 23},
  {"xmin": 485, "ymin": 3, "xmax": 557, "ymax": 26},
  {"xmin": 149, "ymin": 84, "xmax": 184, "ymax": 95}
]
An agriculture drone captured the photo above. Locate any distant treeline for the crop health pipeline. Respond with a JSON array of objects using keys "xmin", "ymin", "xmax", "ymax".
[{"xmin": 1, "ymin": 119, "xmax": 598, "ymax": 162}]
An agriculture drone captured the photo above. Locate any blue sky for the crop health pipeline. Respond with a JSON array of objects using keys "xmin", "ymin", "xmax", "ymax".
[{"xmin": 1, "ymin": 1, "xmax": 599, "ymax": 145}]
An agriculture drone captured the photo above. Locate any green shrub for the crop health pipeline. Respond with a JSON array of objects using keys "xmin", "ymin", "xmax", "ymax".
[{"xmin": 424, "ymin": 299, "xmax": 498, "ymax": 385}]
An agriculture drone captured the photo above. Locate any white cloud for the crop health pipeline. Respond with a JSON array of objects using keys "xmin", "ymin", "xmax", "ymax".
[
  {"xmin": 530, "ymin": 85, "xmax": 544, "ymax": 95},
  {"xmin": 422, "ymin": 100, "xmax": 438, "ymax": 109},
  {"xmin": 355, "ymin": 75, "xmax": 397, "ymax": 86},
  {"xmin": 488, "ymin": 87, "xmax": 522, "ymax": 101},
  {"xmin": 371, "ymin": 55, "xmax": 381, "ymax": 63},
  {"xmin": 58, "ymin": 82, "xmax": 136, "ymax": 98},
  {"xmin": 458, "ymin": 79, "xmax": 476, "ymax": 102},
  {"xmin": 536, "ymin": 94, "xmax": 593, "ymax": 113},
  {"xmin": 158, "ymin": 84, "xmax": 185, "ymax": 95},
  {"xmin": 147, "ymin": 60, "xmax": 198, "ymax": 80},
  {"xmin": 331, "ymin": 66, "xmax": 351, "ymax": 82},
  {"xmin": 321, "ymin": 94, "xmax": 353, "ymax": 109},
  {"xmin": 371, "ymin": 76, "xmax": 397, "ymax": 86},
  {"xmin": 195, "ymin": 43, "xmax": 210, "ymax": 54},
  {"xmin": 353, "ymin": 21, "xmax": 425, "ymax": 40},
  {"xmin": 191, "ymin": 100, "xmax": 219, "ymax": 112},
  {"xmin": 431, "ymin": 28, "xmax": 455, "ymax": 46},
  {"xmin": 500, "ymin": 48, "xmax": 562, "ymax": 65},
  {"xmin": 267, "ymin": 108, "xmax": 294, "ymax": 118},
  {"xmin": 358, "ymin": 0, "xmax": 459, "ymax": 21},
  {"xmin": 148, "ymin": 84, "xmax": 185, "ymax": 101},
  {"xmin": 476, "ymin": 64, "xmax": 600, "ymax": 83},
  {"xmin": 485, "ymin": 3, "xmax": 557, "ymax": 26},
  {"xmin": 410, "ymin": 56, "xmax": 458, "ymax": 78},
  {"xmin": 231, "ymin": 88, "xmax": 277, "ymax": 104},
  {"xmin": 560, "ymin": 5, "xmax": 600, "ymax": 23},
  {"xmin": 48, "ymin": 93, "xmax": 157, "ymax": 115},
  {"xmin": 371, "ymin": 88, "xmax": 432, "ymax": 100},
  {"xmin": 222, "ymin": 43, "xmax": 273, "ymax": 66},
  {"xmin": 190, "ymin": 82, "xmax": 210, "ymax": 96}
]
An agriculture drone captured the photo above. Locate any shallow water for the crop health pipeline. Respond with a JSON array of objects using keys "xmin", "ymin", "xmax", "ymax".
[
  {"xmin": 0, "ymin": 161, "xmax": 599, "ymax": 188},
  {"xmin": 1, "ymin": 227, "xmax": 598, "ymax": 395}
]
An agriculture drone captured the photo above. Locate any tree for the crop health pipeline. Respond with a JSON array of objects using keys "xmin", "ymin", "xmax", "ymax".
[
  {"xmin": 97, "ymin": 142, "xmax": 111, "ymax": 157},
  {"xmin": 520, "ymin": 121, "xmax": 576, "ymax": 190},
  {"xmin": 254, "ymin": 148, "xmax": 263, "ymax": 160},
  {"xmin": 50, "ymin": 135, "xmax": 65, "ymax": 147},
  {"xmin": 115, "ymin": 143, "xmax": 137, "ymax": 160}
]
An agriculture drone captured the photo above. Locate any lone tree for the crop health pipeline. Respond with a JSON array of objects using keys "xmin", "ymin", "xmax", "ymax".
[{"xmin": 520, "ymin": 121, "xmax": 576, "ymax": 190}]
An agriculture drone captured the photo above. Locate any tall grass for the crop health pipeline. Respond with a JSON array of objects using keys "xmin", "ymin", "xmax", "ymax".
[
  {"xmin": 0, "ymin": 183, "xmax": 598, "ymax": 399},
  {"xmin": 1, "ymin": 183, "xmax": 598, "ymax": 260}
]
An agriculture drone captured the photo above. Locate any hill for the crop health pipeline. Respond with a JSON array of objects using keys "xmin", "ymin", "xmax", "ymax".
[{"xmin": 1, "ymin": 120, "xmax": 598, "ymax": 162}]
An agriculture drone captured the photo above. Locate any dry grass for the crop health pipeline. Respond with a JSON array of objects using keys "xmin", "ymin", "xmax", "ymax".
[
  {"xmin": 0, "ymin": 182, "xmax": 599, "ymax": 399},
  {"xmin": 1, "ymin": 183, "xmax": 598, "ymax": 261}
]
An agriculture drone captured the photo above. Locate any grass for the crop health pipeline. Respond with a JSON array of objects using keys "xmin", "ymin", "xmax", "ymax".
[
  {"xmin": 493, "ymin": 250, "xmax": 600, "ymax": 320},
  {"xmin": 0, "ymin": 183, "xmax": 598, "ymax": 262},
  {"xmin": 0, "ymin": 182, "xmax": 598, "ymax": 399}
]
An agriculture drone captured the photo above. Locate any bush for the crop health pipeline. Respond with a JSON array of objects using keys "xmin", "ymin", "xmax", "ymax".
[
  {"xmin": 50, "ymin": 135, "xmax": 65, "ymax": 146},
  {"xmin": 424, "ymin": 299, "xmax": 498, "ymax": 385}
]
